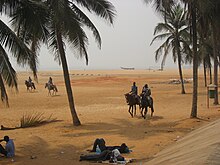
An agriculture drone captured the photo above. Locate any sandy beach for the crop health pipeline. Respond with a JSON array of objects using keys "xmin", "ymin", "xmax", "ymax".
[{"xmin": 0, "ymin": 69, "xmax": 220, "ymax": 165}]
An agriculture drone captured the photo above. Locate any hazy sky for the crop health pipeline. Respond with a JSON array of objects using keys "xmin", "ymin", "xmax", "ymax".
[{"xmin": 3, "ymin": 0, "xmax": 179, "ymax": 71}]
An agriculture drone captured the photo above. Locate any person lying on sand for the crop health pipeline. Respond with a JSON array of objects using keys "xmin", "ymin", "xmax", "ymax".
[
  {"xmin": 80, "ymin": 148, "xmax": 125, "ymax": 163},
  {"xmin": 0, "ymin": 136, "xmax": 15, "ymax": 158},
  {"xmin": 89, "ymin": 138, "xmax": 131, "ymax": 153}
]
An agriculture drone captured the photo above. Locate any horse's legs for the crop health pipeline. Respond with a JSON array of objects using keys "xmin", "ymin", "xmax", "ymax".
[
  {"xmin": 131, "ymin": 106, "xmax": 134, "ymax": 117},
  {"xmin": 134, "ymin": 105, "xmax": 136, "ymax": 116},
  {"xmin": 150, "ymin": 105, "xmax": 154, "ymax": 117},
  {"xmin": 128, "ymin": 105, "xmax": 133, "ymax": 117},
  {"xmin": 140, "ymin": 107, "xmax": 144, "ymax": 118},
  {"xmin": 144, "ymin": 107, "xmax": 148, "ymax": 119}
]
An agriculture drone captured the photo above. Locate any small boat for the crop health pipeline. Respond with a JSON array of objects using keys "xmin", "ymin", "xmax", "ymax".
[{"xmin": 120, "ymin": 67, "xmax": 135, "ymax": 70}]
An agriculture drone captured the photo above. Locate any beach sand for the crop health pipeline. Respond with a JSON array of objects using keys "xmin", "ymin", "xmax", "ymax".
[{"xmin": 0, "ymin": 69, "xmax": 220, "ymax": 165}]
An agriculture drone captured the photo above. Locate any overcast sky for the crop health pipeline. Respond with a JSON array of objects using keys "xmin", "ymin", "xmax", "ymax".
[{"xmin": 3, "ymin": 0, "xmax": 180, "ymax": 71}]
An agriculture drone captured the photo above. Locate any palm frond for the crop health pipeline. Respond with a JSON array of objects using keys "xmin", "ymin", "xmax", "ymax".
[
  {"xmin": 0, "ymin": 74, "xmax": 9, "ymax": 107},
  {"xmin": 150, "ymin": 32, "xmax": 172, "ymax": 45},
  {"xmin": 153, "ymin": 23, "xmax": 174, "ymax": 35},
  {"xmin": 0, "ymin": 19, "xmax": 36, "ymax": 71},
  {"xmin": 72, "ymin": 0, "xmax": 116, "ymax": 24},
  {"xmin": 71, "ymin": 3, "xmax": 101, "ymax": 48},
  {"xmin": 0, "ymin": 45, "xmax": 17, "ymax": 89}
]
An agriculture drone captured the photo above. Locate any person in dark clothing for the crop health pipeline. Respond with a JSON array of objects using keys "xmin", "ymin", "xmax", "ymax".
[
  {"xmin": 90, "ymin": 138, "xmax": 130, "ymax": 153},
  {"xmin": 80, "ymin": 150, "xmax": 112, "ymax": 161},
  {"xmin": 80, "ymin": 149, "xmax": 125, "ymax": 162},
  {"xmin": 28, "ymin": 77, "xmax": 32, "ymax": 84},
  {"xmin": 130, "ymin": 82, "xmax": 138, "ymax": 95}
]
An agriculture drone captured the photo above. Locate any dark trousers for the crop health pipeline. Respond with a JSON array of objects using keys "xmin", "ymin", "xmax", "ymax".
[
  {"xmin": 80, "ymin": 150, "xmax": 111, "ymax": 161},
  {"xmin": 0, "ymin": 144, "xmax": 7, "ymax": 156}
]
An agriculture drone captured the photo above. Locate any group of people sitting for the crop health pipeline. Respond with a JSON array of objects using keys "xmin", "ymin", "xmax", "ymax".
[{"xmin": 80, "ymin": 138, "xmax": 131, "ymax": 163}]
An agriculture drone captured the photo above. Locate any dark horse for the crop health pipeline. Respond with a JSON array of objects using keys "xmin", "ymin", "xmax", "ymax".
[
  {"xmin": 124, "ymin": 93, "xmax": 140, "ymax": 117},
  {"xmin": 45, "ymin": 83, "xmax": 58, "ymax": 96},
  {"xmin": 140, "ymin": 94, "xmax": 154, "ymax": 119},
  {"xmin": 25, "ymin": 80, "xmax": 36, "ymax": 91}
]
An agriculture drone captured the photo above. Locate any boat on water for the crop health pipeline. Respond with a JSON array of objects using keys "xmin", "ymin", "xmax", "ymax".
[{"xmin": 120, "ymin": 67, "xmax": 135, "ymax": 70}]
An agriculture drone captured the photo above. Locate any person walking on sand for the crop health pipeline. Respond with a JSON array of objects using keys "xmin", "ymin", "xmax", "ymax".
[{"xmin": 0, "ymin": 136, "xmax": 15, "ymax": 158}]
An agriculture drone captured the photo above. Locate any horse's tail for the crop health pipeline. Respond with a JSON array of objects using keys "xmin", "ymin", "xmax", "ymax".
[
  {"xmin": 32, "ymin": 83, "xmax": 36, "ymax": 89},
  {"xmin": 45, "ymin": 83, "xmax": 47, "ymax": 88},
  {"xmin": 54, "ymin": 85, "xmax": 58, "ymax": 92}
]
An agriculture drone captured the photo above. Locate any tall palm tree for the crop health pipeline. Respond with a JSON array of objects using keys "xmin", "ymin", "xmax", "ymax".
[
  {"xmin": 144, "ymin": 0, "xmax": 208, "ymax": 118},
  {"xmin": 45, "ymin": 0, "xmax": 116, "ymax": 126},
  {"xmin": 151, "ymin": 4, "xmax": 189, "ymax": 94}
]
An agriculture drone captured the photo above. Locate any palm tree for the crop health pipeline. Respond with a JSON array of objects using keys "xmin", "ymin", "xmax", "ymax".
[
  {"xmin": 45, "ymin": 0, "xmax": 116, "ymax": 126},
  {"xmin": 150, "ymin": 4, "xmax": 189, "ymax": 94}
]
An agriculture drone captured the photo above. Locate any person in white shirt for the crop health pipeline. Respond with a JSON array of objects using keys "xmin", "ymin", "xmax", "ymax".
[{"xmin": 0, "ymin": 136, "xmax": 15, "ymax": 157}]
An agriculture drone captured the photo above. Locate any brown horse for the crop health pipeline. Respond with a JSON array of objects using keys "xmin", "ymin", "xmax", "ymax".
[
  {"xmin": 124, "ymin": 93, "xmax": 140, "ymax": 117},
  {"xmin": 45, "ymin": 83, "xmax": 58, "ymax": 96},
  {"xmin": 140, "ymin": 94, "xmax": 154, "ymax": 119},
  {"xmin": 25, "ymin": 80, "xmax": 36, "ymax": 91}
]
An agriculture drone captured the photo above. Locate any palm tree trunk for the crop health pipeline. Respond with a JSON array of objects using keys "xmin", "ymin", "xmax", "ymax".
[
  {"xmin": 55, "ymin": 25, "xmax": 81, "ymax": 126},
  {"xmin": 0, "ymin": 74, "xmax": 9, "ymax": 107},
  {"xmin": 177, "ymin": 47, "xmax": 186, "ymax": 94},
  {"xmin": 190, "ymin": 1, "xmax": 198, "ymax": 118},
  {"xmin": 212, "ymin": 23, "xmax": 219, "ymax": 105},
  {"xmin": 203, "ymin": 60, "xmax": 207, "ymax": 87},
  {"xmin": 209, "ymin": 67, "xmax": 212, "ymax": 84}
]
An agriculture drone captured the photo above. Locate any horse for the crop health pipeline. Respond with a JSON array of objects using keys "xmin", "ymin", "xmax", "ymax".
[
  {"xmin": 45, "ymin": 83, "xmax": 58, "ymax": 96},
  {"xmin": 25, "ymin": 80, "xmax": 36, "ymax": 91},
  {"xmin": 140, "ymin": 93, "xmax": 154, "ymax": 119},
  {"xmin": 124, "ymin": 93, "xmax": 141, "ymax": 117}
]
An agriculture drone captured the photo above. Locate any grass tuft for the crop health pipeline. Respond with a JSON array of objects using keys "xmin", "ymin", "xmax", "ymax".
[{"xmin": 20, "ymin": 112, "xmax": 57, "ymax": 128}]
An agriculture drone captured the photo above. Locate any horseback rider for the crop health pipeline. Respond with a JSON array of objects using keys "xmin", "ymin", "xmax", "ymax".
[
  {"xmin": 130, "ymin": 82, "xmax": 138, "ymax": 95},
  {"xmin": 129, "ymin": 82, "xmax": 139, "ymax": 103},
  {"xmin": 48, "ymin": 77, "xmax": 53, "ymax": 87},
  {"xmin": 141, "ymin": 84, "xmax": 152, "ymax": 103},
  {"xmin": 28, "ymin": 76, "xmax": 32, "ymax": 85}
]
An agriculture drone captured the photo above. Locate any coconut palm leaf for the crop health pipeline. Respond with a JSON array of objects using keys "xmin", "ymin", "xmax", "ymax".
[
  {"xmin": 0, "ymin": 19, "xmax": 34, "ymax": 69},
  {"xmin": 153, "ymin": 23, "xmax": 174, "ymax": 35},
  {"xmin": 73, "ymin": 0, "xmax": 116, "ymax": 24},
  {"xmin": 71, "ymin": 3, "xmax": 101, "ymax": 48},
  {"xmin": 150, "ymin": 32, "xmax": 172, "ymax": 45},
  {"xmin": 0, "ymin": 45, "xmax": 17, "ymax": 89}
]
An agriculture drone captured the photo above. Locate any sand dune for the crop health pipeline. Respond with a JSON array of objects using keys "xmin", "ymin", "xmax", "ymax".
[{"xmin": 0, "ymin": 69, "xmax": 220, "ymax": 165}]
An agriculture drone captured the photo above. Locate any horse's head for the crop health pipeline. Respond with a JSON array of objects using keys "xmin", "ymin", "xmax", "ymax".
[
  {"xmin": 25, "ymin": 80, "xmax": 28, "ymax": 85},
  {"xmin": 124, "ymin": 93, "xmax": 131, "ymax": 103}
]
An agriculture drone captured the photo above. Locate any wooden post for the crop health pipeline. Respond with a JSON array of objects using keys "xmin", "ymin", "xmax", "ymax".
[{"xmin": 207, "ymin": 87, "xmax": 209, "ymax": 108}]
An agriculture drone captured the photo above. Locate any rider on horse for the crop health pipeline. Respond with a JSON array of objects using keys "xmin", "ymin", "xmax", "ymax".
[
  {"xmin": 28, "ymin": 77, "xmax": 32, "ymax": 85},
  {"xmin": 129, "ymin": 82, "xmax": 139, "ymax": 103},
  {"xmin": 48, "ymin": 77, "xmax": 53, "ymax": 87},
  {"xmin": 141, "ymin": 84, "xmax": 152, "ymax": 104}
]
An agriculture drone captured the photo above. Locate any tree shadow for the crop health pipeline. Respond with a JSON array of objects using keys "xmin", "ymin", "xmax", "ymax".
[{"xmin": 0, "ymin": 136, "xmax": 83, "ymax": 165}]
